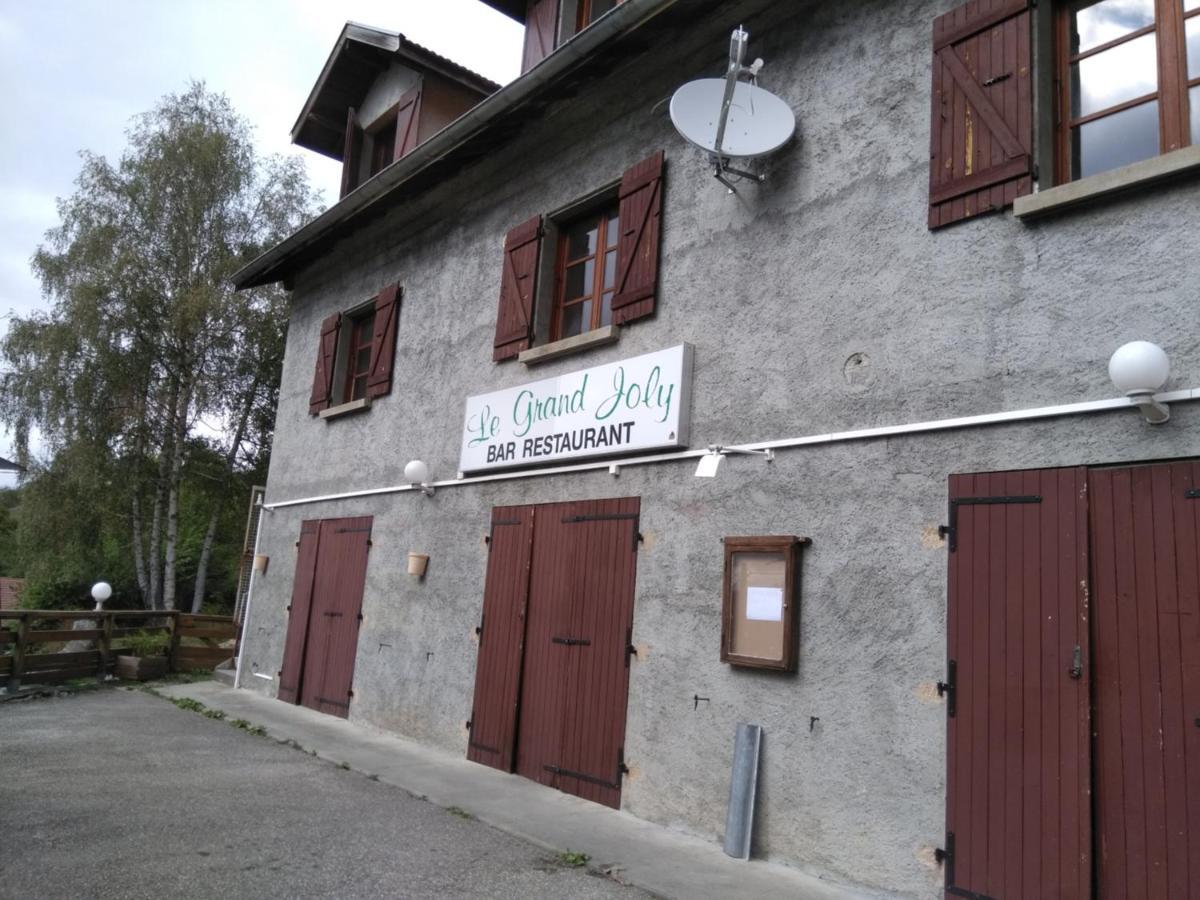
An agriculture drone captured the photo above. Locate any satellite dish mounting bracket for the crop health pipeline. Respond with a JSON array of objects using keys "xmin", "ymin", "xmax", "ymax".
[{"xmin": 711, "ymin": 26, "xmax": 768, "ymax": 192}]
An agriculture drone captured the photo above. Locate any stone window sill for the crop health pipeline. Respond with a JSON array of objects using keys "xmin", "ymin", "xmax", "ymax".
[
  {"xmin": 1014, "ymin": 145, "xmax": 1200, "ymax": 220},
  {"xmin": 518, "ymin": 325, "xmax": 619, "ymax": 366},
  {"xmin": 319, "ymin": 397, "xmax": 372, "ymax": 420}
]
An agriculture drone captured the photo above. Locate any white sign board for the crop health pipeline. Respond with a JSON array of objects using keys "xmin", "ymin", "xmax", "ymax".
[{"xmin": 459, "ymin": 344, "xmax": 693, "ymax": 473}]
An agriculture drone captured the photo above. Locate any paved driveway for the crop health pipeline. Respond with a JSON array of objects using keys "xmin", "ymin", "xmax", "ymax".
[{"xmin": 0, "ymin": 688, "xmax": 650, "ymax": 899}]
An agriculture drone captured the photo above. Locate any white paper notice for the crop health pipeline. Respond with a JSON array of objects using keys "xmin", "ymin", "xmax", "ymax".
[{"xmin": 745, "ymin": 586, "xmax": 784, "ymax": 622}]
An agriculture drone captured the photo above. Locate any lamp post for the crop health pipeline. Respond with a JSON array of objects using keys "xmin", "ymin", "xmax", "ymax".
[{"xmin": 91, "ymin": 581, "xmax": 112, "ymax": 612}]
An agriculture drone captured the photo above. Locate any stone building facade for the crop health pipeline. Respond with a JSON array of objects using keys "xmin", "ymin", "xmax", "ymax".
[{"xmin": 233, "ymin": 1, "xmax": 1200, "ymax": 896}]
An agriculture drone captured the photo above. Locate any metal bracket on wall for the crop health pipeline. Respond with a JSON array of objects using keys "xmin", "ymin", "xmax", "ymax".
[
  {"xmin": 937, "ymin": 660, "xmax": 956, "ymax": 718},
  {"xmin": 941, "ymin": 495, "xmax": 1042, "ymax": 552},
  {"xmin": 939, "ymin": 832, "xmax": 997, "ymax": 900},
  {"xmin": 1187, "ymin": 488, "xmax": 1200, "ymax": 499}
]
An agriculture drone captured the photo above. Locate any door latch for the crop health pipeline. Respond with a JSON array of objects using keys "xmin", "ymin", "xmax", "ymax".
[{"xmin": 1068, "ymin": 645, "xmax": 1082, "ymax": 679}]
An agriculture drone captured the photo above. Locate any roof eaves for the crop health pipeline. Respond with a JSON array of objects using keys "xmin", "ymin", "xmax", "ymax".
[{"xmin": 237, "ymin": 0, "xmax": 680, "ymax": 290}]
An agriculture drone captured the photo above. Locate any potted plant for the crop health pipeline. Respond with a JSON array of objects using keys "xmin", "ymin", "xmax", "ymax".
[{"xmin": 115, "ymin": 629, "xmax": 171, "ymax": 681}]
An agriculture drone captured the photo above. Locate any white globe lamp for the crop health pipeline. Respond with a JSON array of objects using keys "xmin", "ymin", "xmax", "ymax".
[
  {"xmin": 91, "ymin": 581, "xmax": 113, "ymax": 611},
  {"xmin": 404, "ymin": 459, "xmax": 434, "ymax": 496},
  {"xmin": 1109, "ymin": 341, "xmax": 1170, "ymax": 423}
]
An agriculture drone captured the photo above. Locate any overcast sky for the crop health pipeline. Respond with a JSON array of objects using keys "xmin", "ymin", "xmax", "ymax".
[{"xmin": 0, "ymin": 0, "xmax": 522, "ymax": 479}]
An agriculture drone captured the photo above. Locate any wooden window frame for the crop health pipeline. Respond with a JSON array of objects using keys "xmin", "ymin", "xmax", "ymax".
[
  {"xmin": 576, "ymin": 0, "xmax": 622, "ymax": 30},
  {"xmin": 1054, "ymin": 0, "xmax": 1199, "ymax": 183},
  {"xmin": 365, "ymin": 107, "xmax": 399, "ymax": 181},
  {"xmin": 550, "ymin": 201, "xmax": 620, "ymax": 341},
  {"xmin": 720, "ymin": 536, "xmax": 809, "ymax": 673},
  {"xmin": 341, "ymin": 306, "xmax": 377, "ymax": 403}
]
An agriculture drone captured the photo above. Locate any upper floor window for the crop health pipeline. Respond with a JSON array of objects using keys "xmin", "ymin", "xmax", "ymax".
[
  {"xmin": 576, "ymin": 0, "xmax": 619, "ymax": 29},
  {"xmin": 343, "ymin": 308, "xmax": 378, "ymax": 402},
  {"xmin": 553, "ymin": 204, "xmax": 619, "ymax": 340},
  {"xmin": 308, "ymin": 284, "xmax": 402, "ymax": 416},
  {"xmin": 1058, "ymin": 0, "xmax": 1200, "ymax": 181}
]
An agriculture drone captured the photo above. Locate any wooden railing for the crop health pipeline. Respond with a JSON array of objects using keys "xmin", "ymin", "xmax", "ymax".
[{"xmin": 0, "ymin": 610, "xmax": 238, "ymax": 691}]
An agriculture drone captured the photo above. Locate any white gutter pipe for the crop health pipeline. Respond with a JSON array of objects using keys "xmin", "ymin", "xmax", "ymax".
[
  {"xmin": 260, "ymin": 387, "xmax": 1199, "ymax": 511},
  {"xmin": 233, "ymin": 500, "xmax": 268, "ymax": 691}
]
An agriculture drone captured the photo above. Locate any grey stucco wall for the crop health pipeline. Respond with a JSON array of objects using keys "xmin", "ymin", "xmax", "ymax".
[{"xmin": 239, "ymin": 1, "xmax": 1200, "ymax": 896}]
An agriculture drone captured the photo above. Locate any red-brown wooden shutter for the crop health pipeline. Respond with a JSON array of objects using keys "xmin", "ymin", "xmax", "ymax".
[
  {"xmin": 467, "ymin": 506, "xmax": 536, "ymax": 773},
  {"xmin": 492, "ymin": 215, "xmax": 542, "ymax": 362},
  {"xmin": 611, "ymin": 151, "xmax": 664, "ymax": 326},
  {"xmin": 391, "ymin": 86, "xmax": 423, "ymax": 162},
  {"xmin": 308, "ymin": 313, "xmax": 341, "ymax": 415},
  {"xmin": 928, "ymin": 0, "xmax": 1032, "ymax": 229},
  {"xmin": 521, "ymin": 0, "xmax": 558, "ymax": 73},
  {"xmin": 945, "ymin": 468, "xmax": 1092, "ymax": 899},
  {"xmin": 366, "ymin": 284, "xmax": 401, "ymax": 399},
  {"xmin": 339, "ymin": 107, "xmax": 362, "ymax": 199},
  {"xmin": 278, "ymin": 521, "xmax": 321, "ymax": 704}
]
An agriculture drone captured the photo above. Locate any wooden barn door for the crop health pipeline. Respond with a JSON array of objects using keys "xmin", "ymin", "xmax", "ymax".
[
  {"xmin": 944, "ymin": 468, "xmax": 1092, "ymax": 899},
  {"xmin": 471, "ymin": 497, "xmax": 640, "ymax": 809},
  {"xmin": 467, "ymin": 506, "xmax": 535, "ymax": 771},
  {"xmin": 1089, "ymin": 461, "xmax": 1200, "ymax": 899},
  {"xmin": 277, "ymin": 516, "xmax": 372, "ymax": 718}
]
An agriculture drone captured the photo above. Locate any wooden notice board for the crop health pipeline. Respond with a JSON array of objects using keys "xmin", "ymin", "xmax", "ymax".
[{"xmin": 721, "ymin": 536, "xmax": 808, "ymax": 672}]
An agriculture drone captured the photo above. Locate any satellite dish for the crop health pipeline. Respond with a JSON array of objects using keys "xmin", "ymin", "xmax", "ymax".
[
  {"xmin": 668, "ymin": 27, "xmax": 794, "ymax": 191},
  {"xmin": 670, "ymin": 79, "xmax": 795, "ymax": 159}
]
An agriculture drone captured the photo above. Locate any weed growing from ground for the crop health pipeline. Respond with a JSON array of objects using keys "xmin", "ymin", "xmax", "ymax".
[
  {"xmin": 557, "ymin": 850, "xmax": 590, "ymax": 868},
  {"xmin": 447, "ymin": 806, "xmax": 473, "ymax": 820}
]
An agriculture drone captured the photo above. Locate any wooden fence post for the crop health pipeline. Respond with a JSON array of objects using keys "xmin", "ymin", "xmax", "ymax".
[
  {"xmin": 8, "ymin": 613, "xmax": 27, "ymax": 692},
  {"xmin": 167, "ymin": 612, "xmax": 180, "ymax": 673},
  {"xmin": 97, "ymin": 613, "xmax": 113, "ymax": 683}
]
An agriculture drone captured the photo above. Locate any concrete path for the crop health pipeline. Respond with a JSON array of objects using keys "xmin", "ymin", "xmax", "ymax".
[
  {"xmin": 152, "ymin": 681, "xmax": 878, "ymax": 900},
  {"xmin": 0, "ymin": 688, "xmax": 648, "ymax": 900}
]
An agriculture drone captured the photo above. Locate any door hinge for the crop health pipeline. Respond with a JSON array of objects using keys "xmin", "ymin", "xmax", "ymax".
[
  {"xmin": 626, "ymin": 627, "xmax": 637, "ymax": 668},
  {"xmin": 475, "ymin": 614, "xmax": 484, "ymax": 643},
  {"xmin": 937, "ymin": 660, "xmax": 956, "ymax": 718},
  {"xmin": 943, "ymin": 495, "xmax": 1042, "ymax": 552},
  {"xmin": 618, "ymin": 746, "xmax": 629, "ymax": 778},
  {"xmin": 939, "ymin": 830, "xmax": 997, "ymax": 899}
]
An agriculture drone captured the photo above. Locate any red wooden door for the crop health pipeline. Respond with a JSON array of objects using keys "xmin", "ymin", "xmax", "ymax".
[
  {"xmin": 1090, "ymin": 461, "xmax": 1200, "ymax": 899},
  {"xmin": 467, "ymin": 506, "xmax": 535, "ymax": 771},
  {"xmin": 278, "ymin": 521, "xmax": 321, "ymax": 704},
  {"xmin": 279, "ymin": 516, "xmax": 371, "ymax": 718},
  {"xmin": 555, "ymin": 498, "xmax": 640, "ymax": 809},
  {"xmin": 945, "ymin": 468, "xmax": 1091, "ymax": 899},
  {"xmin": 514, "ymin": 501, "xmax": 575, "ymax": 791},
  {"xmin": 480, "ymin": 497, "xmax": 640, "ymax": 809}
]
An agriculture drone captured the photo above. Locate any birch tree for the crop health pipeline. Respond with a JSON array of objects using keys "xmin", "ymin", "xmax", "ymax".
[{"xmin": 0, "ymin": 83, "xmax": 317, "ymax": 610}]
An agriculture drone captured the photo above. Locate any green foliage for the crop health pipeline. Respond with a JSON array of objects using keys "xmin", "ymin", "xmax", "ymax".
[
  {"xmin": 556, "ymin": 851, "xmax": 590, "ymax": 868},
  {"xmin": 0, "ymin": 82, "xmax": 317, "ymax": 612},
  {"xmin": 171, "ymin": 697, "xmax": 205, "ymax": 713},
  {"xmin": 120, "ymin": 629, "xmax": 170, "ymax": 657},
  {"xmin": 446, "ymin": 806, "xmax": 474, "ymax": 820}
]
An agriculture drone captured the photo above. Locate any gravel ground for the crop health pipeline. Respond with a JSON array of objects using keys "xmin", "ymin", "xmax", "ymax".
[{"xmin": 0, "ymin": 687, "xmax": 652, "ymax": 900}]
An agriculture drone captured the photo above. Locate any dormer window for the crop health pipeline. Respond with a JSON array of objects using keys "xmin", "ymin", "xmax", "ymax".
[
  {"xmin": 367, "ymin": 114, "xmax": 398, "ymax": 180},
  {"xmin": 576, "ymin": 0, "xmax": 619, "ymax": 29},
  {"xmin": 290, "ymin": 23, "xmax": 499, "ymax": 200}
]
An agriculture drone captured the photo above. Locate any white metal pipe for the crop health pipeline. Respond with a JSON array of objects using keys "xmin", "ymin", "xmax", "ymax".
[
  {"xmin": 260, "ymin": 388, "xmax": 1198, "ymax": 512},
  {"xmin": 233, "ymin": 500, "xmax": 267, "ymax": 691}
]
